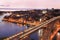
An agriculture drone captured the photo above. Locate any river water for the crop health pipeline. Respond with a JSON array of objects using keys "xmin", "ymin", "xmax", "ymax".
[{"xmin": 0, "ymin": 13, "xmax": 40, "ymax": 40}]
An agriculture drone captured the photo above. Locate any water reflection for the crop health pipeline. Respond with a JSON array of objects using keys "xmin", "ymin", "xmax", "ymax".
[
  {"xmin": 30, "ymin": 31, "xmax": 39, "ymax": 40},
  {"xmin": 0, "ymin": 22, "xmax": 27, "ymax": 38},
  {"xmin": 27, "ymin": 29, "xmax": 43, "ymax": 40},
  {"xmin": 38, "ymin": 29, "xmax": 43, "ymax": 36},
  {"xmin": 0, "ymin": 14, "xmax": 27, "ymax": 38},
  {"xmin": 0, "ymin": 13, "xmax": 41, "ymax": 40}
]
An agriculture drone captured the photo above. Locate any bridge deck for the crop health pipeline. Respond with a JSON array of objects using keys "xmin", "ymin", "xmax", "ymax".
[{"xmin": 4, "ymin": 16, "xmax": 60, "ymax": 40}]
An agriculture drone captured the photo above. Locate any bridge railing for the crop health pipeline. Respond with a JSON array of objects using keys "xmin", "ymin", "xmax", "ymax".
[{"xmin": 4, "ymin": 16, "xmax": 60, "ymax": 40}]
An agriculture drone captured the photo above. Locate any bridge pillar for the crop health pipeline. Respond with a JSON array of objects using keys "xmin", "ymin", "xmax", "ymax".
[
  {"xmin": 49, "ymin": 19, "xmax": 60, "ymax": 40},
  {"xmin": 40, "ymin": 20, "xmax": 58, "ymax": 40}
]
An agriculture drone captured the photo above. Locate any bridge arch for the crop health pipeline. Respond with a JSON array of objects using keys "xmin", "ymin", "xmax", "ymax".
[{"xmin": 49, "ymin": 19, "xmax": 60, "ymax": 40}]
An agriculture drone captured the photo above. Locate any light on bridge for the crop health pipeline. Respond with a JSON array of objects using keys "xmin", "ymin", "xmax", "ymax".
[
  {"xmin": 39, "ymin": 19, "xmax": 42, "ymax": 22},
  {"xmin": 57, "ymin": 32, "xmax": 60, "ymax": 35}
]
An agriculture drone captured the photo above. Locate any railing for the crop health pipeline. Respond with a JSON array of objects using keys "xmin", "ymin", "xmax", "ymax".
[{"xmin": 4, "ymin": 16, "xmax": 60, "ymax": 40}]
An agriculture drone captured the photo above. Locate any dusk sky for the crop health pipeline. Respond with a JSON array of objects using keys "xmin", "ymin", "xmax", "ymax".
[{"xmin": 0, "ymin": 0, "xmax": 60, "ymax": 9}]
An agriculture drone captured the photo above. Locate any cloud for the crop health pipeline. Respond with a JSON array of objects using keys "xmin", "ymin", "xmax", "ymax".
[{"xmin": 0, "ymin": 0, "xmax": 60, "ymax": 9}]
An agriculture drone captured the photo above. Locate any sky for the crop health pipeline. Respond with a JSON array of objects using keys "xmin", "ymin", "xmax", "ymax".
[{"xmin": 0, "ymin": 0, "xmax": 60, "ymax": 9}]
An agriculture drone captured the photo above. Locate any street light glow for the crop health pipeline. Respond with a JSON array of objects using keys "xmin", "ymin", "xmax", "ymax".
[{"xmin": 42, "ymin": 10, "xmax": 47, "ymax": 14}]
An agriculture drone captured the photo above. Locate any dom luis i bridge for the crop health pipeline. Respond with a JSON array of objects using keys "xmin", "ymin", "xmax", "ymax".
[
  {"xmin": 0, "ymin": 9, "xmax": 60, "ymax": 40},
  {"xmin": 4, "ymin": 16, "xmax": 60, "ymax": 40}
]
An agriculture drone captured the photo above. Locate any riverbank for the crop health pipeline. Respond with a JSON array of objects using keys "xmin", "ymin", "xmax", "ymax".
[{"xmin": 3, "ymin": 17, "xmax": 41, "ymax": 27}]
